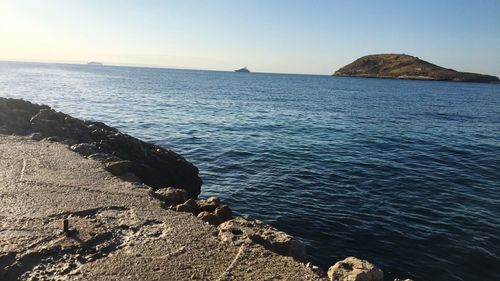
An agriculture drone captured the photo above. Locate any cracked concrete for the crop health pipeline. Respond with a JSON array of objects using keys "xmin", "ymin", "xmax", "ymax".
[{"xmin": 0, "ymin": 135, "xmax": 325, "ymax": 281}]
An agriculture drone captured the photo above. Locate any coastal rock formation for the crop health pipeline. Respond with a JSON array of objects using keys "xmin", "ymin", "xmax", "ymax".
[
  {"xmin": 0, "ymin": 97, "xmax": 202, "ymax": 198},
  {"xmin": 0, "ymin": 135, "xmax": 324, "ymax": 280},
  {"xmin": 327, "ymin": 257, "xmax": 383, "ymax": 281},
  {"xmin": 218, "ymin": 217, "xmax": 307, "ymax": 261},
  {"xmin": 334, "ymin": 54, "xmax": 499, "ymax": 83},
  {"xmin": 0, "ymin": 97, "xmax": 391, "ymax": 280}
]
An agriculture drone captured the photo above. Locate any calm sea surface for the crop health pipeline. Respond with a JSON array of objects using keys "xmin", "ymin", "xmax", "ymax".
[{"xmin": 1, "ymin": 61, "xmax": 499, "ymax": 281}]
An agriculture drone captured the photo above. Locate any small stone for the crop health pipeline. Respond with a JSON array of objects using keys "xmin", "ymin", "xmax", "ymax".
[
  {"xmin": 70, "ymin": 143, "xmax": 97, "ymax": 156},
  {"xmin": 175, "ymin": 199, "xmax": 199, "ymax": 213},
  {"xmin": 197, "ymin": 211, "xmax": 219, "ymax": 225},
  {"xmin": 148, "ymin": 187, "xmax": 155, "ymax": 197},
  {"xmin": 214, "ymin": 205, "xmax": 232, "ymax": 223},
  {"xmin": 327, "ymin": 257, "xmax": 383, "ymax": 281},
  {"xmin": 29, "ymin": 132, "xmax": 43, "ymax": 141},
  {"xmin": 119, "ymin": 172, "xmax": 142, "ymax": 183},
  {"xmin": 87, "ymin": 153, "xmax": 122, "ymax": 163},
  {"xmin": 197, "ymin": 196, "xmax": 220, "ymax": 212},
  {"xmin": 154, "ymin": 187, "xmax": 189, "ymax": 206},
  {"xmin": 43, "ymin": 136, "xmax": 60, "ymax": 142},
  {"xmin": 105, "ymin": 160, "xmax": 133, "ymax": 175}
]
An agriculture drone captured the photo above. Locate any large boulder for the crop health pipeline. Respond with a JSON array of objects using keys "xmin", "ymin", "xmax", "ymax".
[
  {"xmin": 218, "ymin": 217, "xmax": 306, "ymax": 261},
  {"xmin": 0, "ymin": 97, "xmax": 202, "ymax": 198},
  {"xmin": 327, "ymin": 257, "xmax": 383, "ymax": 281}
]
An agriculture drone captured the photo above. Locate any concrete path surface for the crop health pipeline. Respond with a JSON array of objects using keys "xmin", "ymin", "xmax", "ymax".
[{"xmin": 0, "ymin": 135, "xmax": 324, "ymax": 280}]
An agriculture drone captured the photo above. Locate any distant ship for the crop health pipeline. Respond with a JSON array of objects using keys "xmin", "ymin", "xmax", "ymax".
[
  {"xmin": 235, "ymin": 67, "xmax": 250, "ymax": 73},
  {"xmin": 87, "ymin": 61, "xmax": 103, "ymax": 66}
]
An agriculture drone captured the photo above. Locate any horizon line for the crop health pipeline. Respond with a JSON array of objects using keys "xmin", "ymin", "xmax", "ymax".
[{"xmin": 0, "ymin": 58, "xmax": 333, "ymax": 76}]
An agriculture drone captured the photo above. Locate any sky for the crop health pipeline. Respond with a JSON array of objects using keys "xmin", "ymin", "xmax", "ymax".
[{"xmin": 0, "ymin": 0, "xmax": 499, "ymax": 75}]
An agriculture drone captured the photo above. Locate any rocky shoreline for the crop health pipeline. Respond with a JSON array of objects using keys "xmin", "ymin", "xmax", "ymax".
[{"xmin": 0, "ymin": 97, "xmax": 412, "ymax": 281}]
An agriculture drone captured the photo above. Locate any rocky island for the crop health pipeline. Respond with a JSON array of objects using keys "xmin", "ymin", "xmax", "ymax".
[
  {"xmin": 0, "ymin": 97, "xmax": 412, "ymax": 281},
  {"xmin": 334, "ymin": 54, "xmax": 499, "ymax": 83}
]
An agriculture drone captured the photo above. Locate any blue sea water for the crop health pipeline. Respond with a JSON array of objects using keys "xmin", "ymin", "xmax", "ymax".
[{"xmin": 1, "ymin": 61, "xmax": 499, "ymax": 281}]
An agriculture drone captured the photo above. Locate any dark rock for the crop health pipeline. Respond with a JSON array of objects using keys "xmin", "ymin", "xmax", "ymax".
[
  {"xmin": 70, "ymin": 143, "xmax": 98, "ymax": 156},
  {"xmin": 117, "ymin": 172, "xmax": 143, "ymax": 184},
  {"xmin": 105, "ymin": 160, "xmax": 133, "ymax": 175},
  {"xmin": 0, "ymin": 109, "xmax": 31, "ymax": 134},
  {"xmin": 0, "ymin": 97, "xmax": 202, "ymax": 198},
  {"xmin": 153, "ymin": 187, "xmax": 188, "ymax": 206},
  {"xmin": 29, "ymin": 133, "xmax": 43, "ymax": 141},
  {"xmin": 42, "ymin": 136, "xmax": 61, "ymax": 142},
  {"xmin": 86, "ymin": 153, "xmax": 122, "ymax": 163},
  {"xmin": 148, "ymin": 187, "xmax": 155, "ymax": 197},
  {"xmin": 30, "ymin": 109, "xmax": 67, "ymax": 137}
]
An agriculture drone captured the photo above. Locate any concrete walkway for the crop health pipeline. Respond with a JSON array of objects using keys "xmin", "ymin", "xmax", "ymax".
[{"xmin": 0, "ymin": 135, "xmax": 324, "ymax": 280}]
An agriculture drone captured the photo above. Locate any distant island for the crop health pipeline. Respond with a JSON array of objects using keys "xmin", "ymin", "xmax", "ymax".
[
  {"xmin": 334, "ymin": 54, "xmax": 499, "ymax": 83},
  {"xmin": 235, "ymin": 67, "xmax": 250, "ymax": 73},
  {"xmin": 87, "ymin": 61, "xmax": 103, "ymax": 66}
]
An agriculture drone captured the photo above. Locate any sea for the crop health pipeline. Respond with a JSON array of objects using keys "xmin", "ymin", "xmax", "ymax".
[{"xmin": 1, "ymin": 61, "xmax": 499, "ymax": 281}]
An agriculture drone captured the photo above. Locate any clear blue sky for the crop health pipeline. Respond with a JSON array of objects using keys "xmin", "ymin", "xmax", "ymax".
[{"xmin": 1, "ymin": 0, "xmax": 499, "ymax": 75}]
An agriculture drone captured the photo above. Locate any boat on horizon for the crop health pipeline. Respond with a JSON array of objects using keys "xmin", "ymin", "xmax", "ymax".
[
  {"xmin": 235, "ymin": 67, "xmax": 250, "ymax": 73},
  {"xmin": 87, "ymin": 61, "xmax": 103, "ymax": 66}
]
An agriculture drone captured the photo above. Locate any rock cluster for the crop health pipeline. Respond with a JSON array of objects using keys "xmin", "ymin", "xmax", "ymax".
[
  {"xmin": 148, "ymin": 187, "xmax": 307, "ymax": 262},
  {"xmin": 150, "ymin": 188, "xmax": 233, "ymax": 226},
  {"xmin": 0, "ymin": 97, "xmax": 202, "ymax": 198}
]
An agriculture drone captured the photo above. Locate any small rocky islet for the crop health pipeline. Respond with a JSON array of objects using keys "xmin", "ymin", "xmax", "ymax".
[
  {"xmin": 0, "ymin": 97, "xmax": 413, "ymax": 281},
  {"xmin": 334, "ymin": 54, "xmax": 499, "ymax": 83}
]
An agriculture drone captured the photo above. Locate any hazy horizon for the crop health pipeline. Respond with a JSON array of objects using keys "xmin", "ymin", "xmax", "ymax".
[{"xmin": 1, "ymin": 0, "xmax": 499, "ymax": 76}]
